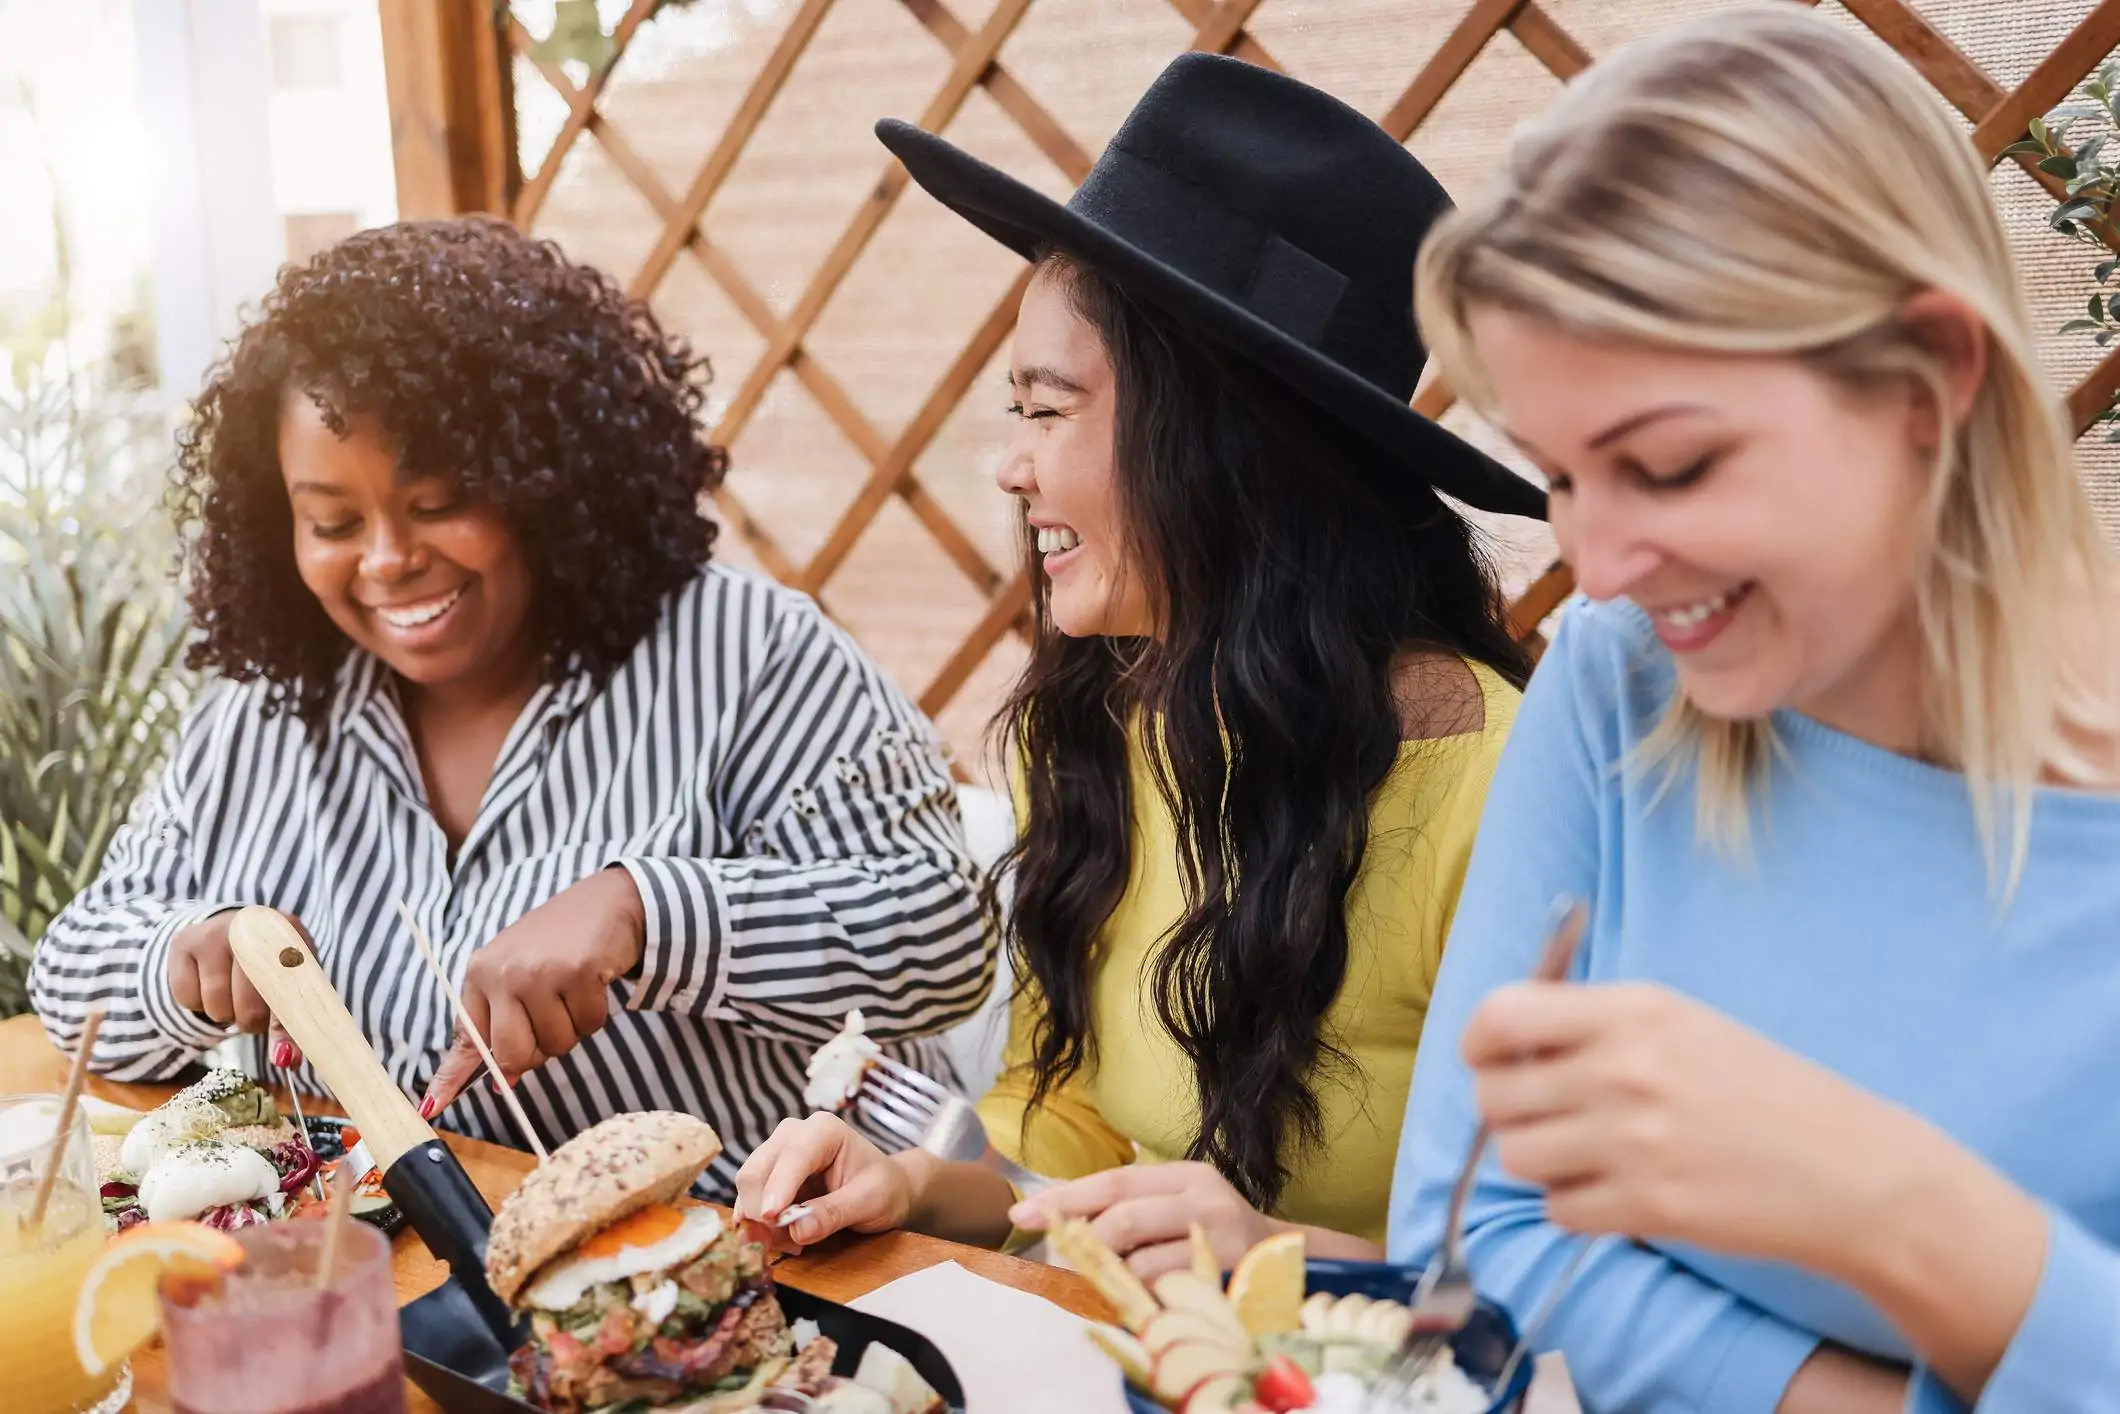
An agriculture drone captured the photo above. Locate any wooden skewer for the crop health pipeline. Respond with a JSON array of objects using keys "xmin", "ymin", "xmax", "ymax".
[
  {"xmin": 29, "ymin": 1008, "xmax": 103, "ymax": 1230},
  {"xmin": 393, "ymin": 899, "xmax": 549, "ymax": 1162},
  {"xmin": 314, "ymin": 1154, "xmax": 356, "ymax": 1289}
]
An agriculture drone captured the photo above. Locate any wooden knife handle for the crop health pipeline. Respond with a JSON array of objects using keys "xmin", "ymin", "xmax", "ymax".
[{"xmin": 225, "ymin": 905, "xmax": 433, "ymax": 1171}]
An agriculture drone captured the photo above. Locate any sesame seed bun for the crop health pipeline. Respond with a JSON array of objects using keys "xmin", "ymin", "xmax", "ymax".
[{"xmin": 484, "ymin": 1111, "xmax": 723, "ymax": 1308}]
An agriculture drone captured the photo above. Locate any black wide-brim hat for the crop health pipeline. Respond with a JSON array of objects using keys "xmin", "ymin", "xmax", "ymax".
[{"xmin": 876, "ymin": 53, "xmax": 1546, "ymax": 521}]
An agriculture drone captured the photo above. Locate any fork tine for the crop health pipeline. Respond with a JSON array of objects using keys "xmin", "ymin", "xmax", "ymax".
[
  {"xmin": 860, "ymin": 1080, "xmax": 934, "ymax": 1127},
  {"xmin": 857, "ymin": 1095, "xmax": 930, "ymax": 1148},
  {"xmin": 869, "ymin": 1053, "xmax": 952, "ymax": 1101},
  {"xmin": 864, "ymin": 1066, "xmax": 944, "ymax": 1114}
]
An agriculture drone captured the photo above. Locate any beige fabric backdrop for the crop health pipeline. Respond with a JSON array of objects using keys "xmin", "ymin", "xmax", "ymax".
[{"xmin": 509, "ymin": 0, "xmax": 2119, "ymax": 783}]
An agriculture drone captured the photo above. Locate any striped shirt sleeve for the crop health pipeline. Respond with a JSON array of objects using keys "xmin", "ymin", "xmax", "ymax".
[
  {"xmin": 29, "ymin": 687, "xmax": 246, "ymax": 1081},
  {"xmin": 614, "ymin": 597, "xmax": 994, "ymax": 1046}
]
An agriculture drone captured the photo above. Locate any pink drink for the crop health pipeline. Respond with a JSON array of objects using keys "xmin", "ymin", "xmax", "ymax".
[{"xmin": 160, "ymin": 1219, "xmax": 407, "ymax": 1414}]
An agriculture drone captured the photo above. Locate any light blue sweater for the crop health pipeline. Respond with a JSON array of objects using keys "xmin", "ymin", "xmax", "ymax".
[{"xmin": 1389, "ymin": 598, "xmax": 2120, "ymax": 1413}]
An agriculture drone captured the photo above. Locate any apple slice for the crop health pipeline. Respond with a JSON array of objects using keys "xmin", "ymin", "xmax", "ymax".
[
  {"xmin": 1150, "ymin": 1340, "xmax": 1249, "ymax": 1403},
  {"xmin": 1141, "ymin": 1307, "xmax": 1252, "ymax": 1361},
  {"xmin": 1085, "ymin": 1323, "xmax": 1153, "ymax": 1388},
  {"xmin": 1178, "ymin": 1373, "xmax": 1248, "ymax": 1413},
  {"xmin": 1153, "ymin": 1270, "xmax": 1248, "ymax": 1344}
]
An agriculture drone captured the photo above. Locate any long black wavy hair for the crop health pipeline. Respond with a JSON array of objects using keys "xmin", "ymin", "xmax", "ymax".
[
  {"xmin": 172, "ymin": 216, "xmax": 726, "ymax": 725},
  {"xmin": 999, "ymin": 253, "xmax": 1530, "ymax": 1210}
]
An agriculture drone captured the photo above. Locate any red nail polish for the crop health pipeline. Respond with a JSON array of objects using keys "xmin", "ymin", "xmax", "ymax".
[
  {"xmin": 418, "ymin": 1096, "xmax": 436, "ymax": 1120},
  {"xmin": 271, "ymin": 1041, "xmax": 294, "ymax": 1068}
]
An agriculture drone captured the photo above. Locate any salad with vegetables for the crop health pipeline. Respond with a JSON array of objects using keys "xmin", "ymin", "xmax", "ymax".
[
  {"xmin": 1060, "ymin": 1223, "xmax": 1494, "ymax": 1414},
  {"xmin": 86, "ymin": 1071, "xmax": 323, "ymax": 1232}
]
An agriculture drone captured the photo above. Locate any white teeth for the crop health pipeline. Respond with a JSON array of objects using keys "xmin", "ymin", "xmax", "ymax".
[
  {"xmin": 376, "ymin": 586, "xmax": 464, "ymax": 629},
  {"xmin": 1034, "ymin": 527, "xmax": 1081, "ymax": 554},
  {"xmin": 1658, "ymin": 589, "xmax": 1737, "ymax": 630}
]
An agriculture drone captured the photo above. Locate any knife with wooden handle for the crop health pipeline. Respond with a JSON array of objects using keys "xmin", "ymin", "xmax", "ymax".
[{"xmin": 225, "ymin": 905, "xmax": 521, "ymax": 1343}]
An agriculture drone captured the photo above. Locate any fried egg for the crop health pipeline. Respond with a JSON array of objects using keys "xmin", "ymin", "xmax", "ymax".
[{"xmin": 524, "ymin": 1204, "xmax": 725, "ymax": 1311}]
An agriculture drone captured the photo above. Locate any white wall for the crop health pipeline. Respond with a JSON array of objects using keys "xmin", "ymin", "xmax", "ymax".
[
  {"xmin": 134, "ymin": 0, "xmax": 285, "ymax": 403},
  {"xmin": 260, "ymin": 0, "xmax": 398, "ymax": 232}
]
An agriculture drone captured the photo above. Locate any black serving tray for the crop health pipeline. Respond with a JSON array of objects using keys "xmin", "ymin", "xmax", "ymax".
[{"xmin": 399, "ymin": 1273, "xmax": 967, "ymax": 1413}]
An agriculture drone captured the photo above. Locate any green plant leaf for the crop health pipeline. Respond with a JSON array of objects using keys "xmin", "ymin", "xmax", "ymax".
[
  {"xmin": 2042, "ymin": 153, "xmax": 2081, "ymax": 178},
  {"xmin": 2057, "ymin": 200, "xmax": 2103, "ymax": 231},
  {"xmin": 2032, "ymin": 115, "xmax": 2052, "ymax": 145},
  {"xmin": 2000, "ymin": 138, "xmax": 2051, "ymax": 159}
]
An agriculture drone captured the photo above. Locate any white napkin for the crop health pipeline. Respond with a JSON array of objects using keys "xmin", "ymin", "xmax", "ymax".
[{"xmin": 849, "ymin": 1259, "xmax": 1133, "ymax": 1414}]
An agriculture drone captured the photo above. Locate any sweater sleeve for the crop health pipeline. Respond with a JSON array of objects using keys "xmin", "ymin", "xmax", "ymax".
[
  {"xmin": 29, "ymin": 689, "xmax": 248, "ymax": 1081},
  {"xmin": 1900, "ymin": 1204, "xmax": 2120, "ymax": 1412},
  {"xmin": 613, "ymin": 599, "xmax": 994, "ymax": 1048},
  {"xmin": 1389, "ymin": 603, "xmax": 1821, "ymax": 1414}
]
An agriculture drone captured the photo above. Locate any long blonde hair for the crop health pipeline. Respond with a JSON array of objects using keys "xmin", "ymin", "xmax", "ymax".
[{"xmin": 1415, "ymin": 5, "xmax": 2112, "ymax": 884}]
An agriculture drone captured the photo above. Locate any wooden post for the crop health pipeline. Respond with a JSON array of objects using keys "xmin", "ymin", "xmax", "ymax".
[{"xmin": 378, "ymin": 0, "xmax": 516, "ymax": 217}]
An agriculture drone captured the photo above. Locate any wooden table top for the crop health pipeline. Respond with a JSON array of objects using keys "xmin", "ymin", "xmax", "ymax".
[{"xmin": 0, "ymin": 1014, "xmax": 1108, "ymax": 1413}]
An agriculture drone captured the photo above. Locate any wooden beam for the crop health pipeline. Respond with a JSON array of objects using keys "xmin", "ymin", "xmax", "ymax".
[
  {"xmin": 1412, "ymin": 379, "xmax": 1458, "ymax": 422},
  {"xmin": 1509, "ymin": 3, "xmax": 1592, "ymax": 83},
  {"xmin": 1507, "ymin": 561, "xmax": 1574, "ymax": 641},
  {"xmin": 1187, "ymin": 0, "xmax": 1268, "ymax": 54},
  {"xmin": 895, "ymin": 0, "xmax": 1095, "ymax": 182},
  {"xmin": 1970, "ymin": 0, "xmax": 2120, "ymax": 161},
  {"xmin": 2070, "ymin": 344, "xmax": 2120, "ymax": 436},
  {"xmin": 629, "ymin": 0, "xmax": 841, "ymax": 300},
  {"xmin": 922, "ymin": 570, "xmax": 1032, "ymax": 715},
  {"xmin": 1380, "ymin": 0, "xmax": 1525, "ymax": 142},
  {"xmin": 511, "ymin": 0, "xmax": 662, "ymax": 227},
  {"xmin": 567, "ymin": 89, "xmax": 1012, "ymax": 598},
  {"xmin": 1836, "ymin": 0, "xmax": 2003, "ymax": 122},
  {"xmin": 709, "ymin": 0, "xmax": 1039, "ymax": 451},
  {"xmin": 1162, "ymin": 0, "xmax": 1281, "ymax": 69},
  {"xmin": 377, "ymin": 0, "xmax": 515, "ymax": 216},
  {"xmin": 801, "ymin": 269, "xmax": 1033, "ymax": 593}
]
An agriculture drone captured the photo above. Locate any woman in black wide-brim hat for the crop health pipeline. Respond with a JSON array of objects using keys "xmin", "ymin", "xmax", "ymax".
[{"xmin": 736, "ymin": 53, "xmax": 1547, "ymax": 1273}]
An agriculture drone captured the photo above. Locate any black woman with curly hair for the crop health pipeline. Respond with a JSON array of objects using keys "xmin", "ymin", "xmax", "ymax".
[
  {"xmin": 734, "ymin": 57, "xmax": 1545, "ymax": 1274},
  {"xmin": 31, "ymin": 218, "xmax": 991, "ymax": 1187}
]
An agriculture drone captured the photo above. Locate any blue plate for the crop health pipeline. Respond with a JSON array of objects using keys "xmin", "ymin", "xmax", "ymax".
[{"xmin": 1119, "ymin": 1259, "xmax": 1532, "ymax": 1413}]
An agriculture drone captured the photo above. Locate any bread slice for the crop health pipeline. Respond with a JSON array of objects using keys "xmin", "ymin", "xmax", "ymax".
[{"xmin": 484, "ymin": 1110, "xmax": 722, "ymax": 1308}]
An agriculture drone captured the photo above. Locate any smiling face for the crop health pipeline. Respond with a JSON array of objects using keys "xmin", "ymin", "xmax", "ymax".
[
  {"xmin": 1468, "ymin": 306, "xmax": 1936, "ymax": 737},
  {"xmin": 994, "ymin": 266, "xmax": 1154, "ymax": 638},
  {"xmin": 278, "ymin": 391, "xmax": 538, "ymax": 698}
]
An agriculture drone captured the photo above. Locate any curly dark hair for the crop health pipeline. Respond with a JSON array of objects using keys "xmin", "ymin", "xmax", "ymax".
[{"xmin": 172, "ymin": 215, "xmax": 727, "ymax": 725}]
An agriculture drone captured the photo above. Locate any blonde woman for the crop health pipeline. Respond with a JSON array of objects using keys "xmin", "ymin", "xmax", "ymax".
[{"xmin": 1391, "ymin": 9, "xmax": 2120, "ymax": 1413}]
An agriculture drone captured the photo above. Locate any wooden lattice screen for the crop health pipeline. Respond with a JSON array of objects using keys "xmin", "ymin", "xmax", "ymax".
[{"xmin": 380, "ymin": 0, "xmax": 2120, "ymax": 781}]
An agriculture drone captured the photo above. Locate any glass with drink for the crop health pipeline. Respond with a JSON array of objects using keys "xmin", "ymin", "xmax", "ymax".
[
  {"xmin": 0, "ymin": 1094, "xmax": 131, "ymax": 1414},
  {"xmin": 160, "ymin": 1217, "xmax": 408, "ymax": 1414}
]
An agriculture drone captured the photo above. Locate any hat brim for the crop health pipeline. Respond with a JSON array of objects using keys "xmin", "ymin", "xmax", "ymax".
[{"xmin": 877, "ymin": 120, "xmax": 1546, "ymax": 521}]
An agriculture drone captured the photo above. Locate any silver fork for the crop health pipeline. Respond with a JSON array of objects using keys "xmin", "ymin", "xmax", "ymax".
[
  {"xmin": 277, "ymin": 1074, "xmax": 328, "ymax": 1204},
  {"xmin": 855, "ymin": 1054, "xmax": 1060, "ymax": 1197},
  {"xmin": 1368, "ymin": 896, "xmax": 1589, "ymax": 1410}
]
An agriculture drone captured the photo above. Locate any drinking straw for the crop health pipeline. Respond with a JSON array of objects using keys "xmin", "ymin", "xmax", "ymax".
[
  {"xmin": 314, "ymin": 1155, "xmax": 356, "ymax": 1289},
  {"xmin": 392, "ymin": 900, "xmax": 549, "ymax": 1162},
  {"xmin": 29, "ymin": 1007, "xmax": 104, "ymax": 1230}
]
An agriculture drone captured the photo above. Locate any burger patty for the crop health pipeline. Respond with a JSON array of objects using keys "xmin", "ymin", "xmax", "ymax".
[{"xmin": 510, "ymin": 1230, "xmax": 794, "ymax": 1413}]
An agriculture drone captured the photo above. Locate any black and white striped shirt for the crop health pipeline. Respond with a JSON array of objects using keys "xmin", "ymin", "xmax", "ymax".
[{"xmin": 30, "ymin": 566, "xmax": 993, "ymax": 1196}]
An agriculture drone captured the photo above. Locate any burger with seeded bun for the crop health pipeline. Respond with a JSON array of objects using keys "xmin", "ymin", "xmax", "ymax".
[{"xmin": 488, "ymin": 1111, "xmax": 942, "ymax": 1414}]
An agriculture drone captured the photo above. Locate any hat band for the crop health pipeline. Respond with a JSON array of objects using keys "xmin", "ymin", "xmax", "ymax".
[{"xmin": 1069, "ymin": 147, "xmax": 1348, "ymax": 351}]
